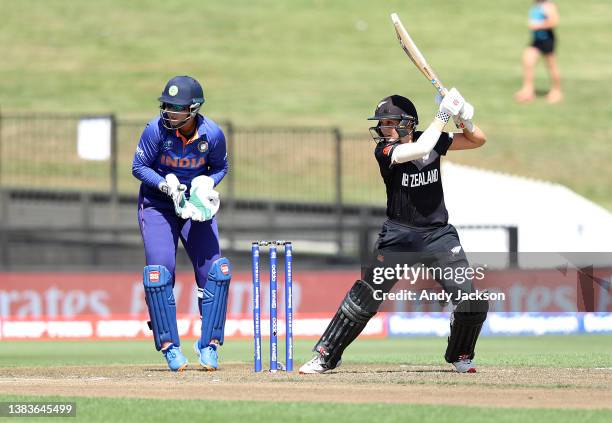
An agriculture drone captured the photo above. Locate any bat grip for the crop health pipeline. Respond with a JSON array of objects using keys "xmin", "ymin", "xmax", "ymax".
[{"xmin": 437, "ymin": 85, "xmax": 448, "ymax": 97}]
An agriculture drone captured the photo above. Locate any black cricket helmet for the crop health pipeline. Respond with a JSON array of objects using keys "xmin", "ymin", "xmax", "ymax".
[
  {"xmin": 159, "ymin": 75, "xmax": 205, "ymax": 130},
  {"xmin": 368, "ymin": 95, "xmax": 418, "ymax": 143}
]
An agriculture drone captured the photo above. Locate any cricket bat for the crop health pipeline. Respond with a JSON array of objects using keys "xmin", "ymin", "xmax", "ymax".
[{"xmin": 390, "ymin": 13, "xmax": 448, "ymax": 97}]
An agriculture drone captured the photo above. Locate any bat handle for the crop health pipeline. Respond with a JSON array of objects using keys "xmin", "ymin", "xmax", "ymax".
[{"xmin": 435, "ymin": 83, "xmax": 448, "ymax": 97}]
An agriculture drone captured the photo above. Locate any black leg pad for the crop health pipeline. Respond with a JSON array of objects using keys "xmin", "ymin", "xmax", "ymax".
[
  {"xmin": 314, "ymin": 280, "xmax": 381, "ymax": 368},
  {"xmin": 444, "ymin": 299, "xmax": 489, "ymax": 363}
]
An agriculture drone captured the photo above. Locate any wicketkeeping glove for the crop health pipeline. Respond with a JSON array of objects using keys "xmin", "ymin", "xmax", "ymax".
[
  {"xmin": 186, "ymin": 175, "xmax": 220, "ymax": 222},
  {"xmin": 162, "ymin": 173, "xmax": 192, "ymax": 219}
]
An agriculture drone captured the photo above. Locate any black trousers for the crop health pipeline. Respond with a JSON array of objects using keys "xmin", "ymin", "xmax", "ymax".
[
  {"xmin": 364, "ymin": 219, "xmax": 474, "ymax": 305},
  {"xmin": 312, "ymin": 219, "xmax": 483, "ymax": 366}
]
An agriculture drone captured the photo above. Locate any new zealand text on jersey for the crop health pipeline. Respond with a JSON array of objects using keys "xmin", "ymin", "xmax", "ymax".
[
  {"xmin": 402, "ymin": 169, "xmax": 439, "ymax": 188},
  {"xmin": 160, "ymin": 154, "xmax": 206, "ymax": 169}
]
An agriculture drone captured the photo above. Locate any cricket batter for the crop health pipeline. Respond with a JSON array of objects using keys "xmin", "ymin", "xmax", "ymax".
[
  {"xmin": 300, "ymin": 89, "xmax": 488, "ymax": 374},
  {"xmin": 132, "ymin": 75, "xmax": 231, "ymax": 372}
]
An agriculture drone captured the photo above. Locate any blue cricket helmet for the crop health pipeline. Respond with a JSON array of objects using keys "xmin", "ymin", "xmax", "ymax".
[
  {"xmin": 159, "ymin": 75, "xmax": 205, "ymax": 106},
  {"xmin": 158, "ymin": 76, "xmax": 205, "ymax": 130}
]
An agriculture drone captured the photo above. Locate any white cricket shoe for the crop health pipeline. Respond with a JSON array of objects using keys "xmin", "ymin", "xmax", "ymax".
[
  {"xmin": 452, "ymin": 355, "xmax": 476, "ymax": 373},
  {"xmin": 299, "ymin": 354, "xmax": 341, "ymax": 374}
]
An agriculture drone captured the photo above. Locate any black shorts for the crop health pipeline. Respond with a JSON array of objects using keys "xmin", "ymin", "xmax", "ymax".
[
  {"xmin": 375, "ymin": 220, "xmax": 465, "ymax": 257},
  {"xmin": 368, "ymin": 220, "xmax": 472, "ymax": 297},
  {"xmin": 531, "ymin": 34, "xmax": 556, "ymax": 55}
]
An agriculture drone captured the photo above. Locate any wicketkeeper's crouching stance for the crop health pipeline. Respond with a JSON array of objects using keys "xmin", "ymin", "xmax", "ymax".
[
  {"xmin": 300, "ymin": 90, "xmax": 489, "ymax": 374},
  {"xmin": 132, "ymin": 75, "xmax": 232, "ymax": 372}
]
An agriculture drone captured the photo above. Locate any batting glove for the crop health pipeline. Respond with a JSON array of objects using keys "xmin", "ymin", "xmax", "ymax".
[
  {"xmin": 453, "ymin": 101, "xmax": 475, "ymax": 132},
  {"xmin": 436, "ymin": 91, "xmax": 475, "ymax": 132},
  {"xmin": 439, "ymin": 88, "xmax": 465, "ymax": 116}
]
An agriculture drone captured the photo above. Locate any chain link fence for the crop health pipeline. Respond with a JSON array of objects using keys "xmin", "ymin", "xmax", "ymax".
[
  {"xmin": 0, "ymin": 113, "xmax": 114, "ymax": 192},
  {"xmin": 0, "ymin": 112, "xmax": 385, "ymax": 206}
]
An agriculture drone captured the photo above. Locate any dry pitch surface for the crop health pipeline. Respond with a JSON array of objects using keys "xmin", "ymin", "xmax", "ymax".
[{"xmin": 1, "ymin": 363, "xmax": 610, "ymax": 409}]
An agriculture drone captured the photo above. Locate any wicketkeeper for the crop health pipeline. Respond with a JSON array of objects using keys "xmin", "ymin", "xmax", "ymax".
[
  {"xmin": 300, "ymin": 89, "xmax": 489, "ymax": 374},
  {"xmin": 132, "ymin": 75, "xmax": 231, "ymax": 372}
]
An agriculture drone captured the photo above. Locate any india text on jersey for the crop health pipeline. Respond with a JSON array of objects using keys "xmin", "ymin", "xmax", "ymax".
[{"xmin": 160, "ymin": 154, "xmax": 207, "ymax": 169}]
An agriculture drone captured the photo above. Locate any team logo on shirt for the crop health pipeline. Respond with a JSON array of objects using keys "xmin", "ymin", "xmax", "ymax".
[
  {"xmin": 163, "ymin": 139, "xmax": 173, "ymax": 151},
  {"xmin": 197, "ymin": 140, "xmax": 208, "ymax": 153},
  {"xmin": 383, "ymin": 144, "xmax": 394, "ymax": 156},
  {"xmin": 135, "ymin": 146, "xmax": 145, "ymax": 159}
]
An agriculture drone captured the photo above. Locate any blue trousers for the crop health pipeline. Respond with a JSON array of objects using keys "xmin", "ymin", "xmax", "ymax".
[{"xmin": 138, "ymin": 188, "xmax": 220, "ymax": 289}]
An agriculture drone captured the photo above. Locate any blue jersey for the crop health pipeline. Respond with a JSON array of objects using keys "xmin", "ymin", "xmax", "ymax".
[
  {"xmin": 529, "ymin": 3, "xmax": 553, "ymax": 41},
  {"xmin": 132, "ymin": 114, "xmax": 229, "ymax": 194}
]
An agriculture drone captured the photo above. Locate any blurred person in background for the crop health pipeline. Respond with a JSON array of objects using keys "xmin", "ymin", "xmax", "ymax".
[
  {"xmin": 515, "ymin": 0, "xmax": 562, "ymax": 103},
  {"xmin": 132, "ymin": 75, "xmax": 231, "ymax": 372}
]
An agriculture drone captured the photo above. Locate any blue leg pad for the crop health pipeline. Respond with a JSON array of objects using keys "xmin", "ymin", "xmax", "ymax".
[
  {"xmin": 199, "ymin": 257, "xmax": 232, "ymax": 347},
  {"xmin": 143, "ymin": 265, "xmax": 180, "ymax": 351}
]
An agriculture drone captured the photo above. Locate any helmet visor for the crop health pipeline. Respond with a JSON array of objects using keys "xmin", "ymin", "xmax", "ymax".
[
  {"xmin": 159, "ymin": 103, "xmax": 197, "ymax": 130},
  {"xmin": 369, "ymin": 120, "xmax": 415, "ymax": 143}
]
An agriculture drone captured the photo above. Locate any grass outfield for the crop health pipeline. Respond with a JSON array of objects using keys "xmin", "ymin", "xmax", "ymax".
[
  {"xmin": 1, "ymin": 395, "xmax": 611, "ymax": 423},
  {"xmin": 2, "ymin": 1, "xmax": 612, "ymax": 208},
  {"xmin": 1, "ymin": 336, "xmax": 611, "ymax": 421},
  {"xmin": 1, "ymin": 336, "xmax": 612, "ymax": 368}
]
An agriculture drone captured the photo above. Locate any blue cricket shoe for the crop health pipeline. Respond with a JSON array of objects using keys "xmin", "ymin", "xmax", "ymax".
[
  {"xmin": 194, "ymin": 341, "xmax": 219, "ymax": 371},
  {"xmin": 162, "ymin": 345, "xmax": 188, "ymax": 372}
]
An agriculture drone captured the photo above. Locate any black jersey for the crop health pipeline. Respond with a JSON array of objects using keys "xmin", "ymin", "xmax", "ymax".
[{"xmin": 374, "ymin": 131, "xmax": 453, "ymax": 227}]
